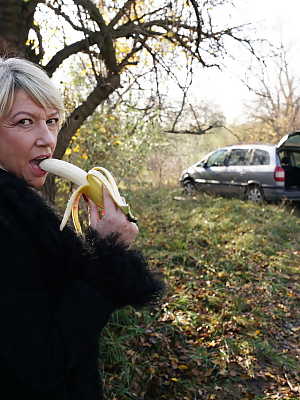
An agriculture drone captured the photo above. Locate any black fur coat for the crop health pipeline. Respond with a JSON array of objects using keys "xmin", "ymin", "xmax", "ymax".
[{"xmin": 0, "ymin": 169, "xmax": 163, "ymax": 400}]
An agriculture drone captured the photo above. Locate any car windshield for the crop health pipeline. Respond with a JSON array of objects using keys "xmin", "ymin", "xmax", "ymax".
[{"xmin": 206, "ymin": 149, "xmax": 228, "ymax": 167}]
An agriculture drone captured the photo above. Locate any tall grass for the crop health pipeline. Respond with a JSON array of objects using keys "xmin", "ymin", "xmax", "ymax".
[{"xmin": 100, "ymin": 186, "xmax": 300, "ymax": 400}]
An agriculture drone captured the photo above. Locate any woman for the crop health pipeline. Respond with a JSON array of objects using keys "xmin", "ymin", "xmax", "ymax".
[{"xmin": 0, "ymin": 57, "xmax": 163, "ymax": 399}]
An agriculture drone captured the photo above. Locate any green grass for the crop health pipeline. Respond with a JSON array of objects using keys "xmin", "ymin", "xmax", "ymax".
[{"xmin": 100, "ymin": 186, "xmax": 300, "ymax": 400}]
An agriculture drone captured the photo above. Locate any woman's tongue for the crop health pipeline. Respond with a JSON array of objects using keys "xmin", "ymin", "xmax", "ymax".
[{"xmin": 30, "ymin": 159, "xmax": 46, "ymax": 175}]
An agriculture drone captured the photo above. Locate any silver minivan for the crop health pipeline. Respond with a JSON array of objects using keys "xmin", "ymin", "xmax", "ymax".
[{"xmin": 180, "ymin": 131, "xmax": 300, "ymax": 202}]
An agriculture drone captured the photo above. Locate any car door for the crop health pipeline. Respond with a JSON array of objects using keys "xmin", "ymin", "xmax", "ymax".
[
  {"xmin": 200, "ymin": 148, "xmax": 230, "ymax": 195},
  {"xmin": 277, "ymin": 131, "xmax": 300, "ymax": 149},
  {"xmin": 277, "ymin": 131, "xmax": 300, "ymax": 190},
  {"xmin": 225, "ymin": 148, "xmax": 252, "ymax": 197},
  {"xmin": 190, "ymin": 158, "xmax": 212, "ymax": 192}
]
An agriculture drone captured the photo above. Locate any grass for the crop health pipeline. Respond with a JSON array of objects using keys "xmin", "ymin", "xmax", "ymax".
[{"xmin": 99, "ymin": 185, "xmax": 300, "ymax": 400}]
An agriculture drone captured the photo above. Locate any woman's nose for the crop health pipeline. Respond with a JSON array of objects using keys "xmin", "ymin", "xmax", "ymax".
[{"xmin": 35, "ymin": 122, "xmax": 57, "ymax": 149}]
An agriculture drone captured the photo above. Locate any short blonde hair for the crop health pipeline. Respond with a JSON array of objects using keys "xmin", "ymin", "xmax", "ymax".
[{"xmin": 0, "ymin": 57, "xmax": 64, "ymax": 120}]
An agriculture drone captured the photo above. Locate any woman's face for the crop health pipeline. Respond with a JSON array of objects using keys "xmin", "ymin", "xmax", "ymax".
[{"xmin": 0, "ymin": 90, "xmax": 60, "ymax": 188}]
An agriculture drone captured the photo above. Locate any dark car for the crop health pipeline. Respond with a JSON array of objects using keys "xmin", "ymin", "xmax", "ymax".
[{"xmin": 180, "ymin": 131, "xmax": 300, "ymax": 202}]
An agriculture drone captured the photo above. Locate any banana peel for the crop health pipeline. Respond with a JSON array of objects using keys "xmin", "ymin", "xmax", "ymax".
[{"xmin": 39, "ymin": 159, "xmax": 137, "ymax": 234}]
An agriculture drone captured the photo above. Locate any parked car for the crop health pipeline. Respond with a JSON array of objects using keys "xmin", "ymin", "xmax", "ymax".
[{"xmin": 180, "ymin": 131, "xmax": 300, "ymax": 202}]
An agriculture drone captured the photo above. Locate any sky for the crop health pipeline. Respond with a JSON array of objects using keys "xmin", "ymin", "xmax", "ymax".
[
  {"xmin": 190, "ymin": 0, "xmax": 300, "ymax": 123},
  {"xmin": 45, "ymin": 0, "xmax": 300, "ymax": 125}
]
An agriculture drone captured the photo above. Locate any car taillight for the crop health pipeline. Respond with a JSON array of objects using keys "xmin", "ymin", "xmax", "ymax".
[{"xmin": 274, "ymin": 166, "xmax": 285, "ymax": 182}]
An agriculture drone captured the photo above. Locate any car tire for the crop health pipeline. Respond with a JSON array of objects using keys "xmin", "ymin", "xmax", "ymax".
[
  {"xmin": 183, "ymin": 180, "xmax": 196, "ymax": 195},
  {"xmin": 245, "ymin": 185, "xmax": 264, "ymax": 203}
]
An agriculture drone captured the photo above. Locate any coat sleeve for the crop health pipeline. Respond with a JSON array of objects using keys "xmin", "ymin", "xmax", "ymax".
[
  {"xmin": 0, "ymin": 171, "xmax": 165, "ymax": 312},
  {"xmin": 63, "ymin": 227, "xmax": 165, "ymax": 310}
]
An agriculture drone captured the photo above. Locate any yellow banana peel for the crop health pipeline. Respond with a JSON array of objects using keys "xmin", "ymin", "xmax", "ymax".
[{"xmin": 39, "ymin": 159, "xmax": 137, "ymax": 234}]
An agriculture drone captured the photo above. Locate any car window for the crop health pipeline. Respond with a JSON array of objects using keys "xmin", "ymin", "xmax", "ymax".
[
  {"xmin": 227, "ymin": 149, "xmax": 250, "ymax": 166},
  {"xmin": 206, "ymin": 149, "xmax": 228, "ymax": 167},
  {"xmin": 251, "ymin": 149, "xmax": 270, "ymax": 165},
  {"xmin": 291, "ymin": 152, "xmax": 300, "ymax": 167},
  {"xmin": 279, "ymin": 152, "xmax": 290, "ymax": 166}
]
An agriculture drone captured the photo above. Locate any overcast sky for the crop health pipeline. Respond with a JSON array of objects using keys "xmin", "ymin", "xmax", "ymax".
[{"xmin": 190, "ymin": 0, "xmax": 300, "ymax": 123}]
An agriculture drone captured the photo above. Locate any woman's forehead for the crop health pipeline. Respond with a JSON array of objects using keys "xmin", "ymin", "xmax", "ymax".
[{"xmin": 9, "ymin": 90, "xmax": 58, "ymax": 116}]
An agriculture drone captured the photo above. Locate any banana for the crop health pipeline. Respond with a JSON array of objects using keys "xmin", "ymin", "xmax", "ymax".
[{"xmin": 39, "ymin": 158, "xmax": 137, "ymax": 234}]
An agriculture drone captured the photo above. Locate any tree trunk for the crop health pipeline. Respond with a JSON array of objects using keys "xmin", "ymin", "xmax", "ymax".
[
  {"xmin": 0, "ymin": 0, "xmax": 40, "ymax": 56},
  {"xmin": 0, "ymin": 0, "xmax": 23, "ymax": 55}
]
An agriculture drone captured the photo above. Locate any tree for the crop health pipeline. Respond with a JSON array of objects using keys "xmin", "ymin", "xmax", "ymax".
[
  {"xmin": 162, "ymin": 99, "xmax": 226, "ymax": 135},
  {"xmin": 243, "ymin": 45, "xmax": 300, "ymax": 143},
  {"xmin": 0, "ymin": 0, "xmax": 255, "ymax": 200}
]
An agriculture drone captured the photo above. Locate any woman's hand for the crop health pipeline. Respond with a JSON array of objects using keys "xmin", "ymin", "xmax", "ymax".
[{"xmin": 87, "ymin": 189, "xmax": 139, "ymax": 246}]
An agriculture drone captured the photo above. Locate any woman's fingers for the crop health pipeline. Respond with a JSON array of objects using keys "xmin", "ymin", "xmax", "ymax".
[
  {"xmin": 87, "ymin": 189, "xmax": 139, "ymax": 245},
  {"xmin": 88, "ymin": 189, "xmax": 117, "ymax": 227},
  {"xmin": 87, "ymin": 198, "xmax": 99, "ymax": 228},
  {"xmin": 102, "ymin": 188, "xmax": 118, "ymax": 216}
]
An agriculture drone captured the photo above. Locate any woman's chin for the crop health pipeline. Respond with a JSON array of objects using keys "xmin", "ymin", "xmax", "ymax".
[
  {"xmin": 26, "ymin": 175, "xmax": 47, "ymax": 189},
  {"xmin": 26, "ymin": 163, "xmax": 48, "ymax": 188}
]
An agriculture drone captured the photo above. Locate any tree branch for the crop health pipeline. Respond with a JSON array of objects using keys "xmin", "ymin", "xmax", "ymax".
[
  {"xmin": 54, "ymin": 74, "xmax": 120, "ymax": 159},
  {"xmin": 46, "ymin": 2, "xmax": 90, "ymax": 33},
  {"xmin": 109, "ymin": 0, "xmax": 136, "ymax": 28},
  {"xmin": 74, "ymin": 0, "xmax": 118, "ymax": 73},
  {"xmin": 189, "ymin": 0, "xmax": 203, "ymax": 54},
  {"xmin": 164, "ymin": 124, "xmax": 222, "ymax": 135},
  {"xmin": 44, "ymin": 32, "xmax": 104, "ymax": 76}
]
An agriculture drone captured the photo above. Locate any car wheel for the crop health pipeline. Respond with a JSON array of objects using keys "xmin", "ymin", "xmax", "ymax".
[
  {"xmin": 183, "ymin": 180, "xmax": 196, "ymax": 195},
  {"xmin": 245, "ymin": 185, "xmax": 264, "ymax": 203}
]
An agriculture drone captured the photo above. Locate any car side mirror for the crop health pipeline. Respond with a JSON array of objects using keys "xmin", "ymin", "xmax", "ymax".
[{"xmin": 196, "ymin": 161, "xmax": 207, "ymax": 168}]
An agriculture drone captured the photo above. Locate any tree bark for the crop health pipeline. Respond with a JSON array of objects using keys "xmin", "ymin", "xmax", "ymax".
[
  {"xmin": 0, "ymin": 0, "xmax": 42, "ymax": 57},
  {"xmin": 0, "ymin": 0, "xmax": 23, "ymax": 55}
]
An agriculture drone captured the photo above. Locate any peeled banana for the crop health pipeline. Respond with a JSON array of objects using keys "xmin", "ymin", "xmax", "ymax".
[{"xmin": 39, "ymin": 158, "xmax": 137, "ymax": 234}]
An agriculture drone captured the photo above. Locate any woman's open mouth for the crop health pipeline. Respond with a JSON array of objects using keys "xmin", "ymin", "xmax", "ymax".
[{"xmin": 30, "ymin": 155, "xmax": 51, "ymax": 176}]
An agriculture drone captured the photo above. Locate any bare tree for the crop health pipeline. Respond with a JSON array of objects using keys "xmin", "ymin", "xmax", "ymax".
[
  {"xmin": 0, "ymin": 0, "xmax": 256, "ymax": 200},
  {"xmin": 244, "ymin": 45, "xmax": 300, "ymax": 142},
  {"xmin": 163, "ymin": 100, "xmax": 226, "ymax": 135}
]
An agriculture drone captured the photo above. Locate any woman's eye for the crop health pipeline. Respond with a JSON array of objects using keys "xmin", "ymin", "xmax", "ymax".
[
  {"xmin": 18, "ymin": 119, "xmax": 32, "ymax": 126},
  {"xmin": 47, "ymin": 118, "xmax": 59, "ymax": 126}
]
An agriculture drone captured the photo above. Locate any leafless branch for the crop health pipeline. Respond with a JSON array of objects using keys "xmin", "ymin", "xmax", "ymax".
[
  {"xmin": 189, "ymin": 0, "xmax": 203, "ymax": 54},
  {"xmin": 164, "ymin": 123, "xmax": 223, "ymax": 135},
  {"xmin": 46, "ymin": 2, "xmax": 89, "ymax": 32}
]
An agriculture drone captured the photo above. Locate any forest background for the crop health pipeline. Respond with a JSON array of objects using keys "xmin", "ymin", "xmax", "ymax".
[{"xmin": 0, "ymin": 1, "xmax": 299, "ymax": 399}]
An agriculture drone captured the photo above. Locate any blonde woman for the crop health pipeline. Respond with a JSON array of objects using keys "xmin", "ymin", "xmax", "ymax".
[{"xmin": 0, "ymin": 57, "xmax": 163, "ymax": 400}]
